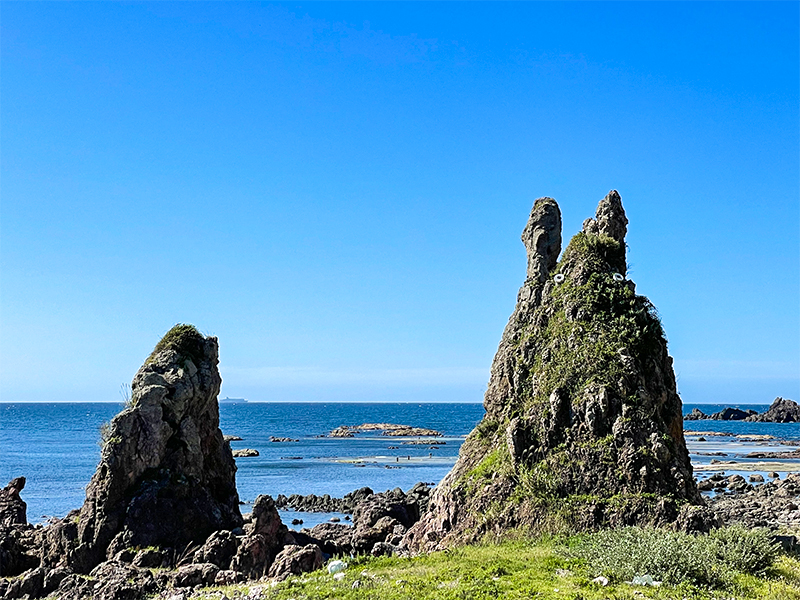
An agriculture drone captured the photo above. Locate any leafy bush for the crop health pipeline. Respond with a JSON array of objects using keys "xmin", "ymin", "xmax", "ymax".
[
  {"xmin": 709, "ymin": 525, "xmax": 780, "ymax": 575},
  {"xmin": 570, "ymin": 526, "xmax": 780, "ymax": 587}
]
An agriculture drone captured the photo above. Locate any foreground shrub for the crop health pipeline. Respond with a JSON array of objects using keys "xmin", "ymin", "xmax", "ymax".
[{"xmin": 571, "ymin": 525, "xmax": 780, "ymax": 587}]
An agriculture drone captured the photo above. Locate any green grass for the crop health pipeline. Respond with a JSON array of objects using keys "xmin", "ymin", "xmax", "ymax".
[
  {"xmin": 146, "ymin": 323, "xmax": 205, "ymax": 365},
  {"xmin": 184, "ymin": 533, "xmax": 800, "ymax": 600}
]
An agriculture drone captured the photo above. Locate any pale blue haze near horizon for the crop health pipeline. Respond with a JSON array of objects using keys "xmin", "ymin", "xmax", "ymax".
[{"xmin": 1, "ymin": 2, "xmax": 798, "ymax": 405}]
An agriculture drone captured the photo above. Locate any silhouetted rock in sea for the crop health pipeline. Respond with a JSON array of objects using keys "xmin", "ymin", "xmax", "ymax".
[
  {"xmin": 403, "ymin": 191, "xmax": 705, "ymax": 554},
  {"xmin": 746, "ymin": 397, "xmax": 800, "ymax": 423},
  {"xmin": 683, "ymin": 398, "xmax": 799, "ymax": 422}
]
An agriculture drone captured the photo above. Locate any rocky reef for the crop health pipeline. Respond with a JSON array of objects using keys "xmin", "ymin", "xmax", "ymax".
[
  {"xmin": 403, "ymin": 191, "xmax": 703, "ymax": 553},
  {"xmin": 685, "ymin": 398, "xmax": 800, "ymax": 422}
]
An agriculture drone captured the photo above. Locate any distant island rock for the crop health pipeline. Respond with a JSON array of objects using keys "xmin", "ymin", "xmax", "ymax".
[
  {"xmin": 269, "ymin": 436, "xmax": 299, "ymax": 443},
  {"xmin": 232, "ymin": 449, "xmax": 259, "ymax": 458},
  {"xmin": 325, "ymin": 423, "xmax": 443, "ymax": 438},
  {"xmin": 684, "ymin": 398, "xmax": 800, "ymax": 422}
]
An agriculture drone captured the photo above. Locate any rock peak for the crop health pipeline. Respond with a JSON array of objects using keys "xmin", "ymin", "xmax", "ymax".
[
  {"xmin": 404, "ymin": 191, "xmax": 701, "ymax": 554},
  {"xmin": 582, "ymin": 189, "xmax": 629, "ymax": 266},
  {"xmin": 52, "ymin": 324, "xmax": 243, "ymax": 571},
  {"xmin": 522, "ymin": 197, "xmax": 562, "ymax": 283}
]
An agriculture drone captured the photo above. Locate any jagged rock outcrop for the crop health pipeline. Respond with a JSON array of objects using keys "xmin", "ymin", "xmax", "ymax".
[
  {"xmin": 43, "ymin": 324, "xmax": 243, "ymax": 573},
  {"xmin": 746, "ymin": 397, "xmax": 800, "ymax": 422},
  {"xmin": 403, "ymin": 191, "xmax": 701, "ymax": 553},
  {"xmin": 0, "ymin": 478, "xmax": 27, "ymax": 527}
]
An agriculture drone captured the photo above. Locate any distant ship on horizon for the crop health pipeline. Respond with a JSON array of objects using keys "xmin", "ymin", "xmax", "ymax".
[{"xmin": 219, "ymin": 397, "xmax": 248, "ymax": 404}]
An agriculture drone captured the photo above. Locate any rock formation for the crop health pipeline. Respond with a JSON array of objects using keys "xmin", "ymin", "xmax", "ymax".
[
  {"xmin": 46, "ymin": 324, "xmax": 243, "ymax": 572},
  {"xmin": 0, "ymin": 478, "xmax": 27, "ymax": 528},
  {"xmin": 403, "ymin": 191, "xmax": 701, "ymax": 553},
  {"xmin": 746, "ymin": 397, "xmax": 800, "ymax": 422}
]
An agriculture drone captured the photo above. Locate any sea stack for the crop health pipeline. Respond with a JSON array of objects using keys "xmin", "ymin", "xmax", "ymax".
[
  {"xmin": 404, "ymin": 191, "xmax": 701, "ymax": 553},
  {"xmin": 67, "ymin": 325, "xmax": 242, "ymax": 570}
]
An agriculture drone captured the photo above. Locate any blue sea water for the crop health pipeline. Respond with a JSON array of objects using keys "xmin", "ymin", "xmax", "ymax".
[
  {"xmin": 3, "ymin": 401, "xmax": 799, "ymax": 526},
  {"xmin": 0, "ymin": 402, "xmax": 484, "ymax": 525}
]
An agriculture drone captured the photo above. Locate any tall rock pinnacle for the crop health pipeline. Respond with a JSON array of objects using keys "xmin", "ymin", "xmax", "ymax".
[
  {"xmin": 63, "ymin": 325, "xmax": 242, "ymax": 571},
  {"xmin": 404, "ymin": 191, "xmax": 700, "ymax": 553}
]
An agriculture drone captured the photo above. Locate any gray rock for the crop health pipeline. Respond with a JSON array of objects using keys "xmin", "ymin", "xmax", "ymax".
[
  {"xmin": 683, "ymin": 408, "xmax": 708, "ymax": 421},
  {"xmin": 746, "ymin": 397, "xmax": 800, "ymax": 423},
  {"xmin": 49, "ymin": 325, "xmax": 242, "ymax": 573},
  {"xmin": 232, "ymin": 448, "xmax": 260, "ymax": 457},
  {"xmin": 172, "ymin": 562, "xmax": 219, "ymax": 588},
  {"xmin": 193, "ymin": 529, "xmax": 238, "ymax": 570},
  {"xmin": 749, "ymin": 474, "xmax": 765, "ymax": 483},
  {"xmin": 267, "ymin": 544, "xmax": 323, "ymax": 580},
  {"xmin": 132, "ymin": 547, "xmax": 163, "ymax": 568},
  {"xmin": 230, "ymin": 494, "xmax": 288, "ymax": 578},
  {"xmin": 0, "ymin": 477, "xmax": 27, "ymax": 526}
]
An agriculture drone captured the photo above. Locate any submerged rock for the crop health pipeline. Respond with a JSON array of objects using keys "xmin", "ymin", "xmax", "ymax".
[
  {"xmin": 404, "ymin": 191, "xmax": 701, "ymax": 553},
  {"xmin": 46, "ymin": 324, "xmax": 242, "ymax": 572}
]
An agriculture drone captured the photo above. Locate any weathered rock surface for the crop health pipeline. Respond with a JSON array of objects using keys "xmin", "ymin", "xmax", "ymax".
[
  {"xmin": 710, "ymin": 473, "xmax": 800, "ymax": 530},
  {"xmin": 0, "ymin": 478, "xmax": 27, "ymax": 527},
  {"xmin": 684, "ymin": 408, "xmax": 708, "ymax": 421},
  {"xmin": 403, "ymin": 191, "xmax": 701, "ymax": 553},
  {"xmin": 267, "ymin": 544, "xmax": 323, "ymax": 581},
  {"xmin": 230, "ymin": 495, "xmax": 289, "ymax": 579},
  {"xmin": 43, "ymin": 324, "xmax": 242, "ymax": 573},
  {"xmin": 0, "ymin": 478, "xmax": 39, "ymax": 578},
  {"xmin": 746, "ymin": 397, "xmax": 800, "ymax": 422}
]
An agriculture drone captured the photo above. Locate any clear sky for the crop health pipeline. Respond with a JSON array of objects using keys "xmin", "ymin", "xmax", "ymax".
[{"xmin": 1, "ymin": 2, "xmax": 798, "ymax": 405}]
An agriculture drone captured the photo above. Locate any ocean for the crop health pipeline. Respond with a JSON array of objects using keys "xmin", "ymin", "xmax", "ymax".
[{"xmin": 2, "ymin": 402, "xmax": 798, "ymax": 528}]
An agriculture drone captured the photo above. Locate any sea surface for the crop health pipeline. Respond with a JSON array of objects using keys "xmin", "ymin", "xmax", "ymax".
[{"xmin": 2, "ymin": 402, "xmax": 798, "ymax": 528}]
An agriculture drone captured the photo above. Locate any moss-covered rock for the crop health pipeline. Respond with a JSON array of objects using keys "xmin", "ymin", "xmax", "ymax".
[{"xmin": 403, "ymin": 191, "xmax": 702, "ymax": 553}]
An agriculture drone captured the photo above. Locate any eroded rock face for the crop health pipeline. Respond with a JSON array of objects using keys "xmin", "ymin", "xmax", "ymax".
[
  {"xmin": 746, "ymin": 397, "xmax": 800, "ymax": 423},
  {"xmin": 0, "ymin": 478, "xmax": 27, "ymax": 527},
  {"xmin": 404, "ymin": 191, "xmax": 700, "ymax": 553},
  {"xmin": 50, "ymin": 325, "xmax": 242, "ymax": 572}
]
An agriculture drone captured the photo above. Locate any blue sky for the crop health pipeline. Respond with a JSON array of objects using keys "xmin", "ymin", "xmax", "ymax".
[{"xmin": 1, "ymin": 2, "xmax": 798, "ymax": 404}]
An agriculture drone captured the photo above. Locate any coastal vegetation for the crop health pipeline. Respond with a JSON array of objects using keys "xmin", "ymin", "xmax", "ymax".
[{"xmin": 192, "ymin": 530, "xmax": 800, "ymax": 600}]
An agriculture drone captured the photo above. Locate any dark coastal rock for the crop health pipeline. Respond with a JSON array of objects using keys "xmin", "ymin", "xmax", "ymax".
[
  {"xmin": 299, "ymin": 523, "xmax": 353, "ymax": 556},
  {"xmin": 0, "ymin": 478, "xmax": 27, "ymax": 527},
  {"xmin": 683, "ymin": 408, "xmax": 708, "ymax": 421},
  {"xmin": 192, "ymin": 530, "xmax": 239, "ymax": 569},
  {"xmin": 173, "ymin": 562, "xmax": 220, "ymax": 588},
  {"xmin": 709, "ymin": 407, "xmax": 756, "ymax": 421},
  {"xmin": 746, "ymin": 397, "xmax": 800, "ymax": 423},
  {"xmin": 0, "ymin": 479, "xmax": 39, "ymax": 577},
  {"xmin": 43, "ymin": 325, "xmax": 242, "ymax": 573},
  {"xmin": 403, "ymin": 191, "xmax": 702, "ymax": 554},
  {"xmin": 269, "ymin": 436, "xmax": 299, "ymax": 443},
  {"xmin": 230, "ymin": 494, "xmax": 289, "ymax": 578},
  {"xmin": 711, "ymin": 473, "xmax": 800, "ymax": 530},
  {"xmin": 54, "ymin": 560, "xmax": 158, "ymax": 600},
  {"xmin": 275, "ymin": 486, "xmax": 376, "ymax": 514},
  {"xmin": 267, "ymin": 544, "xmax": 323, "ymax": 581}
]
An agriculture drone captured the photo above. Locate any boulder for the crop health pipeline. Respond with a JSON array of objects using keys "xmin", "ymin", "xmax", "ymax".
[
  {"xmin": 230, "ymin": 494, "xmax": 288, "ymax": 578},
  {"xmin": 267, "ymin": 544, "xmax": 323, "ymax": 580},
  {"xmin": 709, "ymin": 407, "xmax": 754, "ymax": 421},
  {"xmin": 49, "ymin": 325, "xmax": 242, "ymax": 572},
  {"xmin": 683, "ymin": 408, "xmax": 708, "ymax": 421},
  {"xmin": 403, "ymin": 191, "xmax": 702, "ymax": 553},
  {"xmin": 0, "ymin": 477, "xmax": 27, "ymax": 526},
  {"xmin": 193, "ymin": 529, "xmax": 239, "ymax": 569},
  {"xmin": 172, "ymin": 562, "xmax": 220, "ymax": 588},
  {"xmin": 746, "ymin": 397, "xmax": 800, "ymax": 422},
  {"xmin": 299, "ymin": 523, "xmax": 353, "ymax": 556}
]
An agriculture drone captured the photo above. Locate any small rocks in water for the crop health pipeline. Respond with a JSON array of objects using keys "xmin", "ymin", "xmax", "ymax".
[
  {"xmin": 770, "ymin": 472, "xmax": 781, "ymax": 479},
  {"xmin": 281, "ymin": 456, "xmax": 303, "ymax": 460},
  {"xmin": 269, "ymin": 436, "xmax": 299, "ymax": 443},
  {"xmin": 291, "ymin": 519, "xmax": 303, "ymax": 525},
  {"xmin": 749, "ymin": 474, "xmax": 765, "ymax": 483},
  {"xmin": 232, "ymin": 449, "xmax": 259, "ymax": 458},
  {"xmin": 330, "ymin": 517, "xmax": 340, "ymax": 522},
  {"xmin": 223, "ymin": 434, "xmax": 243, "ymax": 442}
]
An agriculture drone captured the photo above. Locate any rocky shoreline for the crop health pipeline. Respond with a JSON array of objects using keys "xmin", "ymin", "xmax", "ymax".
[{"xmin": 685, "ymin": 397, "xmax": 800, "ymax": 422}]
